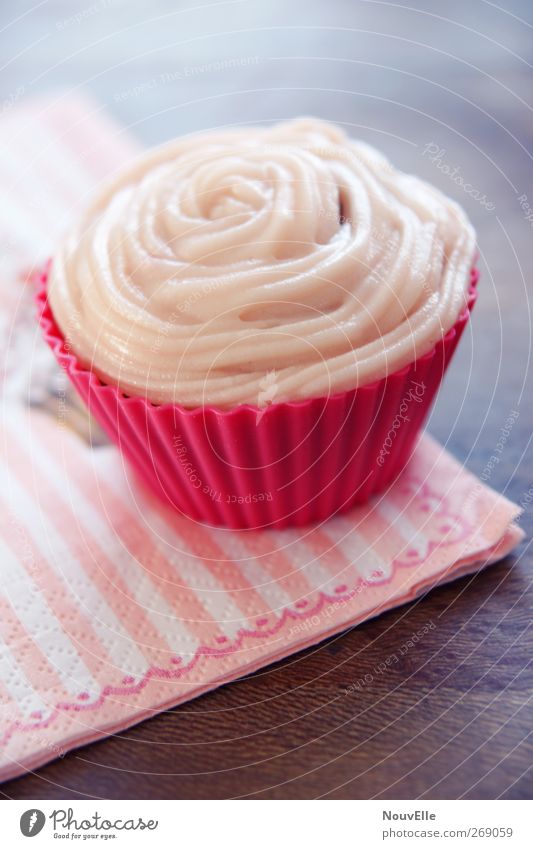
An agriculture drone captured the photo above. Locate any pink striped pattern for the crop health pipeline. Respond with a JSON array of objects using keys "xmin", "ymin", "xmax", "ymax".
[{"xmin": 0, "ymin": 95, "xmax": 523, "ymax": 782}]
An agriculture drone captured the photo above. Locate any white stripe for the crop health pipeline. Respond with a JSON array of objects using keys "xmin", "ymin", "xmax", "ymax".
[
  {"xmin": 0, "ymin": 115, "xmax": 100, "ymax": 256},
  {"xmin": 270, "ymin": 528, "xmax": 344, "ymax": 594},
  {"xmin": 0, "ymin": 159, "xmax": 65, "ymax": 229},
  {"xmin": 324, "ymin": 515, "xmax": 391, "ymax": 582},
  {"xmin": 21, "ymin": 118, "xmax": 98, "ymax": 193},
  {"xmin": 0, "ymin": 637, "xmax": 47, "ymax": 719},
  {"xmin": 378, "ymin": 500, "xmax": 430, "ymax": 562},
  {"xmin": 0, "ymin": 530, "xmax": 98, "ymax": 699},
  {"xmin": 96, "ymin": 456, "xmax": 248, "ymax": 640},
  {"xmin": 0, "ymin": 452, "xmax": 148, "ymax": 675},
  {"xmin": 149, "ymin": 518, "xmax": 247, "ymax": 639},
  {"xmin": 0, "ymin": 186, "xmax": 51, "ymax": 256},
  {"xmin": 12, "ymin": 420, "xmax": 200, "ymax": 665},
  {"xmin": 170, "ymin": 558, "xmax": 246, "ymax": 640},
  {"xmin": 212, "ymin": 532, "xmax": 293, "ymax": 615},
  {"xmin": 0, "ymin": 117, "xmax": 55, "ymax": 252}
]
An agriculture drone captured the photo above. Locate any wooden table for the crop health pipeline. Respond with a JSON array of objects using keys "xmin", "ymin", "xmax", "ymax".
[{"xmin": 1, "ymin": 0, "xmax": 532, "ymax": 799}]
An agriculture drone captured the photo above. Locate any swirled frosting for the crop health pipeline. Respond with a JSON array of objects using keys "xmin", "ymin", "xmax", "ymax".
[{"xmin": 49, "ymin": 118, "xmax": 476, "ymax": 408}]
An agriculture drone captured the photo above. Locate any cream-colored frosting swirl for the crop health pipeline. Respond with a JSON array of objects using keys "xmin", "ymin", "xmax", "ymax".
[{"xmin": 49, "ymin": 118, "xmax": 476, "ymax": 408}]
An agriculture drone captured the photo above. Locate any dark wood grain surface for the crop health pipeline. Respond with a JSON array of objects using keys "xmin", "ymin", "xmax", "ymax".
[{"xmin": 1, "ymin": 0, "xmax": 532, "ymax": 800}]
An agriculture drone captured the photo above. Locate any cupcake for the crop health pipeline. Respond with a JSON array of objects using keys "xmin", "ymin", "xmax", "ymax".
[{"xmin": 39, "ymin": 118, "xmax": 477, "ymax": 528}]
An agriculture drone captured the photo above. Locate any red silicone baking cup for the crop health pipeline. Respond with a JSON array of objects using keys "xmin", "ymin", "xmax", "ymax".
[{"xmin": 37, "ymin": 266, "xmax": 478, "ymax": 529}]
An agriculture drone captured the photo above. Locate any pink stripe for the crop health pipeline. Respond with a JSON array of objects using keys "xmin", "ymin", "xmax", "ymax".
[
  {"xmin": 0, "ymin": 509, "xmax": 108, "ymax": 691},
  {"xmin": 0, "ymin": 156, "xmax": 55, "ymax": 240},
  {"xmin": 38, "ymin": 427, "xmax": 226, "ymax": 646},
  {"xmin": 156, "ymin": 507, "xmax": 284, "ymax": 620},
  {"xmin": 354, "ymin": 506, "xmax": 410, "ymax": 564},
  {"xmin": 233, "ymin": 530, "xmax": 317, "ymax": 602},
  {"xmin": 0, "ymin": 515, "xmax": 75, "ymax": 700},
  {"xmin": 301, "ymin": 525, "xmax": 355, "ymax": 571},
  {"xmin": 42, "ymin": 96, "xmax": 139, "ymax": 179},
  {"xmin": 5, "ymin": 130, "xmax": 90, "ymax": 213},
  {"xmin": 0, "ymin": 443, "xmax": 123, "ymax": 685},
  {"xmin": 0, "ymin": 671, "xmax": 21, "ymax": 722},
  {"xmin": 0, "ymin": 95, "xmax": 137, "ymax": 254},
  {"xmin": 0, "ymin": 591, "xmax": 62, "ymax": 711},
  {"xmin": 80, "ymin": 478, "xmax": 223, "ymax": 643},
  {"xmin": 8, "ymin": 433, "xmax": 178, "ymax": 671}
]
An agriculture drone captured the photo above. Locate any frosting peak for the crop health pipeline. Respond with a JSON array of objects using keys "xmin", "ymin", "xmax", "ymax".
[{"xmin": 49, "ymin": 118, "xmax": 476, "ymax": 407}]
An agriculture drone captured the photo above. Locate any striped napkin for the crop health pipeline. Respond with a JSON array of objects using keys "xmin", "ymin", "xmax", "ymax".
[{"xmin": 0, "ymin": 93, "xmax": 523, "ymax": 782}]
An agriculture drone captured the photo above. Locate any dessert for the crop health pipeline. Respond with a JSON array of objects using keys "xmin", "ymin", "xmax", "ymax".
[
  {"xmin": 48, "ymin": 119, "xmax": 475, "ymax": 408},
  {"xmin": 40, "ymin": 118, "xmax": 477, "ymax": 528}
]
